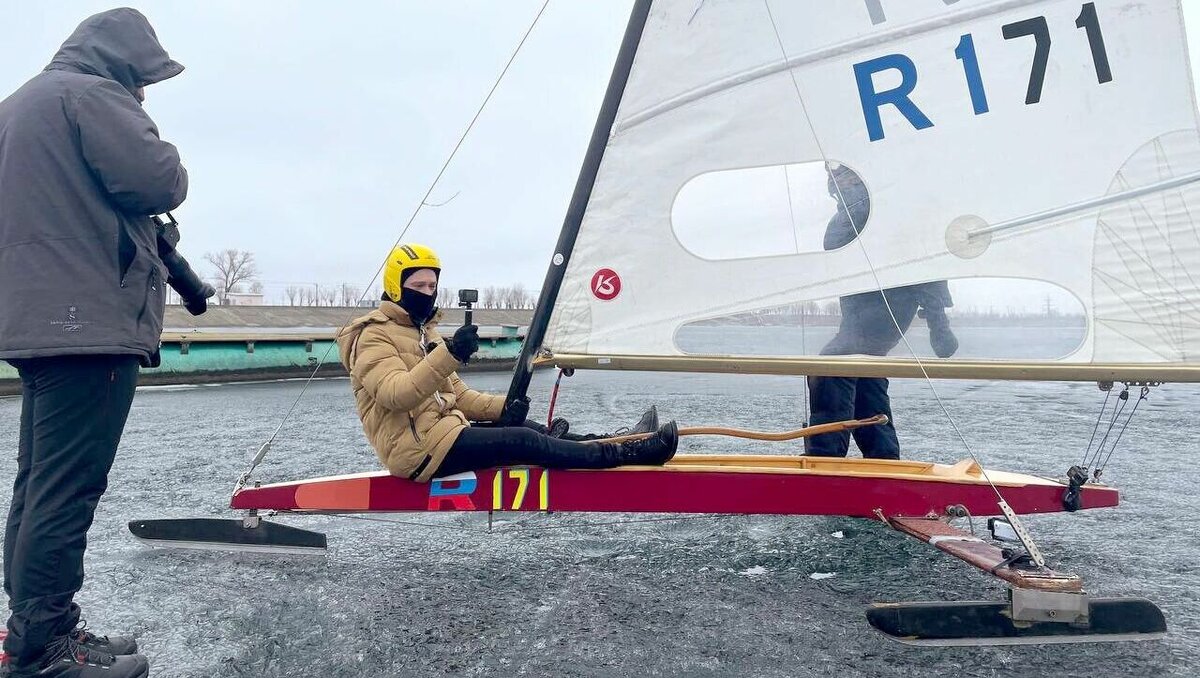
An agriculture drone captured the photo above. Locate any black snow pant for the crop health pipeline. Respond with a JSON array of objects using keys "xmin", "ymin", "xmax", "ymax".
[
  {"xmin": 434, "ymin": 420, "xmax": 619, "ymax": 478},
  {"xmin": 2, "ymin": 355, "xmax": 139, "ymax": 668},
  {"xmin": 804, "ymin": 375, "xmax": 900, "ymax": 459},
  {"xmin": 804, "ymin": 287, "xmax": 921, "ymax": 460}
]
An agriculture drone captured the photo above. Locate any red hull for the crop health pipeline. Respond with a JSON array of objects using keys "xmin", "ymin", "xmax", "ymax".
[{"xmin": 231, "ymin": 457, "xmax": 1118, "ymax": 518}]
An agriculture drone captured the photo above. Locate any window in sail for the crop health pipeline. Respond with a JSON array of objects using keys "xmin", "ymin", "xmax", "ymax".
[
  {"xmin": 675, "ymin": 278, "xmax": 1087, "ymax": 361},
  {"xmin": 671, "ymin": 161, "xmax": 871, "ymax": 260}
]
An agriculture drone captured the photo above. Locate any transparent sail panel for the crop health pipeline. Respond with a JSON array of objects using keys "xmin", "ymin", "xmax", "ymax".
[
  {"xmin": 672, "ymin": 161, "xmax": 840, "ymax": 259},
  {"xmin": 676, "ymin": 278, "xmax": 1086, "ymax": 360}
]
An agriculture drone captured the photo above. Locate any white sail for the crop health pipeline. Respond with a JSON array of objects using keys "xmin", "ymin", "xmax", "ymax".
[{"xmin": 542, "ymin": 0, "xmax": 1200, "ymax": 380}]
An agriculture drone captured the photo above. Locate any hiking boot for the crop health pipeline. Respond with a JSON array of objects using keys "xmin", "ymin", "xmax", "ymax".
[
  {"xmin": 548, "ymin": 417, "xmax": 571, "ymax": 438},
  {"xmin": 73, "ymin": 620, "xmax": 137, "ymax": 656},
  {"xmin": 616, "ymin": 421, "xmax": 679, "ymax": 466},
  {"xmin": 557, "ymin": 406, "xmax": 660, "ymax": 441},
  {"xmin": 623, "ymin": 405, "xmax": 659, "ymax": 435},
  {"xmin": 5, "ymin": 634, "xmax": 148, "ymax": 678}
]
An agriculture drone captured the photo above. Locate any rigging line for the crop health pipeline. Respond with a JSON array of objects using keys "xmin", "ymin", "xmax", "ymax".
[
  {"xmin": 780, "ymin": 164, "xmax": 810, "ymax": 419},
  {"xmin": 1080, "ymin": 386, "xmax": 1113, "ymax": 467},
  {"xmin": 289, "ymin": 509, "xmax": 740, "ymax": 535},
  {"xmin": 491, "ymin": 513, "xmax": 742, "ymax": 533},
  {"xmin": 783, "ymin": 165, "xmax": 801, "ymax": 253},
  {"xmin": 1086, "ymin": 387, "xmax": 1129, "ymax": 471},
  {"xmin": 237, "ymin": 0, "xmax": 554, "ymax": 486},
  {"xmin": 761, "ymin": 1, "xmax": 1011, "ymax": 510},
  {"xmin": 297, "ymin": 512, "xmax": 495, "ymax": 535},
  {"xmin": 1097, "ymin": 387, "xmax": 1148, "ymax": 474}
]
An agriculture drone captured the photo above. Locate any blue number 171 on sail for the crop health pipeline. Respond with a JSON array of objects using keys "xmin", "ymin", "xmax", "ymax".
[{"xmin": 854, "ymin": 2, "xmax": 1112, "ymax": 142}]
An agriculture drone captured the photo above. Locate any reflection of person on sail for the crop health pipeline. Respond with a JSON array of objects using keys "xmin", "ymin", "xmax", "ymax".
[
  {"xmin": 805, "ymin": 164, "xmax": 959, "ymax": 459},
  {"xmin": 335, "ymin": 244, "xmax": 678, "ymax": 481}
]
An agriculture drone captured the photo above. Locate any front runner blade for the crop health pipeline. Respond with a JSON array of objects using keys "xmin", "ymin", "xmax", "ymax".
[
  {"xmin": 866, "ymin": 597, "xmax": 1166, "ymax": 646},
  {"xmin": 128, "ymin": 518, "xmax": 327, "ymax": 556}
]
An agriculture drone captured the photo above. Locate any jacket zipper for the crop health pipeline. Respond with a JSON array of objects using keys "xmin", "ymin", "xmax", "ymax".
[
  {"xmin": 134, "ymin": 267, "xmax": 157, "ymax": 327},
  {"xmin": 418, "ymin": 325, "xmax": 448, "ymax": 410}
]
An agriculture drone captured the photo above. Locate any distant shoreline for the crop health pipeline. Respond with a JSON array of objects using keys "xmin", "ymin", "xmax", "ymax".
[{"xmin": 690, "ymin": 313, "xmax": 1086, "ymax": 328}]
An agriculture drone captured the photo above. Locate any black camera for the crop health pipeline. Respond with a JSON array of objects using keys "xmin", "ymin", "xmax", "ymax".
[
  {"xmin": 151, "ymin": 212, "xmax": 215, "ymax": 316},
  {"xmin": 458, "ymin": 288, "xmax": 478, "ymax": 326}
]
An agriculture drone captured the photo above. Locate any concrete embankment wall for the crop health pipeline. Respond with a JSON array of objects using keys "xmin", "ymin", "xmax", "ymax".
[{"xmin": 0, "ymin": 306, "xmax": 532, "ymax": 395}]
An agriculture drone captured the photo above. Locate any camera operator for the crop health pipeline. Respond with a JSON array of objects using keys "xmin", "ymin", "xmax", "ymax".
[{"xmin": 0, "ymin": 9, "xmax": 190, "ymax": 677}]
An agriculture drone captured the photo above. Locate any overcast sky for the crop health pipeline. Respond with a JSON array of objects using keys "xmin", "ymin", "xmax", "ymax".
[{"xmin": 3, "ymin": 1, "xmax": 1200, "ymax": 304}]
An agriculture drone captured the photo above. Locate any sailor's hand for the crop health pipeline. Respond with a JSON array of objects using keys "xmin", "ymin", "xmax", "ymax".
[
  {"xmin": 446, "ymin": 324, "xmax": 480, "ymax": 363},
  {"xmin": 499, "ymin": 396, "xmax": 530, "ymax": 426},
  {"xmin": 919, "ymin": 308, "xmax": 959, "ymax": 358}
]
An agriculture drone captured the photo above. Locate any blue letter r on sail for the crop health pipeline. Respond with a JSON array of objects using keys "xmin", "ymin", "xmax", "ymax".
[{"xmin": 854, "ymin": 54, "xmax": 934, "ymax": 142}]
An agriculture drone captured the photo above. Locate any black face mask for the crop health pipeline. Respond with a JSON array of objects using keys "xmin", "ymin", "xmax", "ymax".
[{"xmin": 398, "ymin": 287, "xmax": 437, "ymax": 325}]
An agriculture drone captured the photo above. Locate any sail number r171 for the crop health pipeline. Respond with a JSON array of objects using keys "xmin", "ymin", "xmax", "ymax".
[
  {"xmin": 491, "ymin": 467, "xmax": 550, "ymax": 511},
  {"xmin": 855, "ymin": 3, "xmax": 1112, "ymax": 142}
]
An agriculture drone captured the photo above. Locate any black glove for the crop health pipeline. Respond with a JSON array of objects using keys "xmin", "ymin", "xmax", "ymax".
[
  {"xmin": 919, "ymin": 307, "xmax": 959, "ymax": 359},
  {"xmin": 445, "ymin": 324, "xmax": 480, "ymax": 363},
  {"xmin": 499, "ymin": 396, "xmax": 530, "ymax": 426}
]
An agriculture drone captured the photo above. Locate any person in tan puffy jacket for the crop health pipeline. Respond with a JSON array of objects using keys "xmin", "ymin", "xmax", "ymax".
[{"xmin": 336, "ymin": 243, "xmax": 679, "ymax": 482}]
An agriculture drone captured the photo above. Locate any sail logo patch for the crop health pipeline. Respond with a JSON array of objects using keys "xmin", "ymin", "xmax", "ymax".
[{"xmin": 591, "ymin": 269, "xmax": 621, "ymax": 301}]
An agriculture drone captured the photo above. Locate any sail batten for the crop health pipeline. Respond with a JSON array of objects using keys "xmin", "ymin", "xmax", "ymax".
[
  {"xmin": 618, "ymin": 0, "xmax": 1048, "ymax": 131},
  {"xmin": 973, "ymin": 169, "xmax": 1200, "ymax": 237}
]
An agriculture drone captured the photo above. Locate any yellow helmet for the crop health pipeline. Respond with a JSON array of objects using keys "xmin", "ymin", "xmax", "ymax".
[{"xmin": 382, "ymin": 243, "xmax": 441, "ymax": 302}]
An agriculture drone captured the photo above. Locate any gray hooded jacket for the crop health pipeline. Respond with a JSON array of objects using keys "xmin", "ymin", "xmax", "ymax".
[{"xmin": 0, "ymin": 8, "xmax": 187, "ymax": 365}]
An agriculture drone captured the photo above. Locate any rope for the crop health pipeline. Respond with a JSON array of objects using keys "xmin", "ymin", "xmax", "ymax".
[
  {"xmin": 547, "ymin": 368, "xmax": 566, "ymax": 429},
  {"xmin": 235, "ymin": 0, "xmax": 553, "ymax": 490},
  {"xmin": 1079, "ymin": 384, "xmax": 1113, "ymax": 467},
  {"xmin": 588, "ymin": 415, "xmax": 886, "ymax": 444},
  {"xmin": 283, "ymin": 508, "xmax": 741, "ymax": 536},
  {"xmin": 1094, "ymin": 385, "xmax": 1149, "ymax": 479},
  {"xmin": 1085, "ymin": 386, "xmax": 1130, "ymax": 471}
]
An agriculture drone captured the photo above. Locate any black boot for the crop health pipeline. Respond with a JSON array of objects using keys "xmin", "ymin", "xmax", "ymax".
[
  {"xmin": 5, "ymin": 635, "xmax": 148, "ymax": 678},
  {"xmin": 614, "ymin": 421, "xmax": 678, "ymax": 466},
  {"xmin": 72, "ymin": 620, "xmax": 137, "ymax": 656},
  {"xmin": 556, "ymin": 406, "xmax": 660, "ymax": 441},
  {"xmin": 626, "ymin": 405, "xmax": 660, "ymax": 435},
  {"xmin": 548, "ymin": 417, "xmax": 571, "ymax": 438}
]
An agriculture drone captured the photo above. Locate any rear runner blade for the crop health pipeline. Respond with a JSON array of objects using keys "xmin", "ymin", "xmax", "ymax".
[
  {"xmin": 128, "ymin": 518, "xmax": 327, "ymax": 556},
  {"xmin": 866, "ymin": 597, "xmax": 1166, "ymax": 646}
]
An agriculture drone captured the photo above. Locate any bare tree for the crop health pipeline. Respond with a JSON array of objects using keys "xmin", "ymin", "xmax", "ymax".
[
  {"xmin": 205, "ymin": 249, "xmax": 259, "ymax": 304},
  {"xmin": 338, "ymin": 284, "xmax": 361, "ymax": 306},
  {"xmin": 436, "ymin": 287, "xmax": 455, "ymax": 308},
  {"xmin": 284, "ymin": 286, "xmax": 300, "ymax": 306},
  {"xmin": 298, "ymin": 287, "xmax": 313, "ymax": 306},
  {"xmin": 482, "ymin": 286, "xmax": 498, "ymax": 309},
  {"xmin": 510, "ymin": 283, "xmax": 529, "ymax": 309},
  {"xmin": 319, "ymin": 286, "xmax": 338, "ymax": 306}
]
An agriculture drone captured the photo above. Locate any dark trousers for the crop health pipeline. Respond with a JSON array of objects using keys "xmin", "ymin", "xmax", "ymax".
[
  {"xmin": 805, "ymin": 286, "xmax": 923, "ymax": 460},
  {"xmin": 3, "ymin": 355, "xmax": 139, "ymax": 665},
  {"xmin": 805, "ymin": 376, "xmax": 899, "ymax": 459},
  {"xmin": 434, "ymin": 420, "xmax": 618, "ymax": 478}
]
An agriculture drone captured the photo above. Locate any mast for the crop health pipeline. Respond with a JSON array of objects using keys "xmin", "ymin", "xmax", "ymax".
[{"xmin": 504, "ymin": 0, "xmax": 655, "ymax": 409}]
